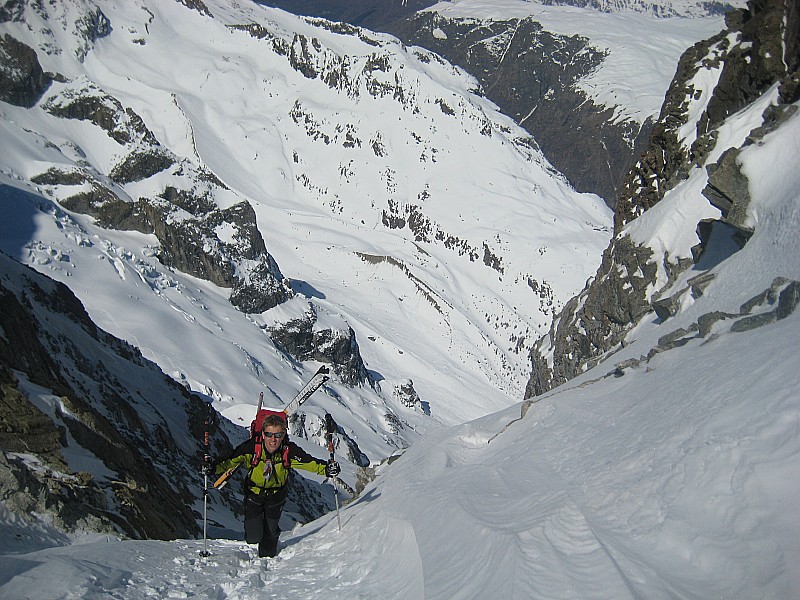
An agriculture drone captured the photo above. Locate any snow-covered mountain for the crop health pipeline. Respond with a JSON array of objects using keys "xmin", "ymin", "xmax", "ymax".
[
  {"xmin": 260, "ymin": 0, "xmax": 747, "ymax": 202},
  {"xmin": 1, "ymin": 0, "xmax": 799, "ymax": 597},
  {"xmin": 0, "ymin": 0, "xmax": 614, "ymax": 537},
  {"xmin": 1, "ymin": 0, "xmax": 611, "ymax": 434}
]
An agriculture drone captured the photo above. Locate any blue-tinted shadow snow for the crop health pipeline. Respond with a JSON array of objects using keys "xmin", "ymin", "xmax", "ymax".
[
  {"xmin": 289, "ymin": 279, "xmax": 326, "ymax": 299},
  {"xmin": 0, "ymin": 183, "xmax": 43, "ymax": 261},
  {"xmin": 694, "ymin": 221, "xmax": 744, "ymax": 271},
  {"xmin": 366, "ymin": 368, "xmax": 384, "ymax": 382}
]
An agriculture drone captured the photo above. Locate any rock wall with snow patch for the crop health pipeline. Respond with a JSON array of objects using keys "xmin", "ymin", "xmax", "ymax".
[
  {"xmin": 0, "ymin": 252, "xmax": 232, "ymax": 539},
  {"xmin": 0, "ymin": 250, "xmax": 342, "ymax": 540},
  {"xmin": 526, "ymin": 0, "xmax": 800, "ymax": 396}
]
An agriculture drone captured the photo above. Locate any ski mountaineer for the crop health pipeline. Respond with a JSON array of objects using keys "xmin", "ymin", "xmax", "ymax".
[{"xmin": 212, "ymin": 411, "xmax": 341, "ymax": 558}]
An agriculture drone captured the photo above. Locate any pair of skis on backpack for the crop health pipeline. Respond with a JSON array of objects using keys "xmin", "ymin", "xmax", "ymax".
[{"xmin": 213, "ymin": 365, "xmax": 343, "ymax": 490}]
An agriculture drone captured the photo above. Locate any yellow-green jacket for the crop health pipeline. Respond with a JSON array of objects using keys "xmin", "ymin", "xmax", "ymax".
[{"xmin": 215, "ymin": 436, "xmax": 328, "ymax": 498}]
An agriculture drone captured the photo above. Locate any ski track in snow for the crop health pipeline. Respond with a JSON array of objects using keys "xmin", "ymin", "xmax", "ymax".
[{"xmin": 1, "ymin": 534, "xmax": 361, "ymax": 600}]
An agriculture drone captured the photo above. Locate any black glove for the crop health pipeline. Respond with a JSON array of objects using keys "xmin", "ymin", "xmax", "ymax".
[{"xmin": 325, "ymin": 461, "xmax": 341, "ymax": 478}]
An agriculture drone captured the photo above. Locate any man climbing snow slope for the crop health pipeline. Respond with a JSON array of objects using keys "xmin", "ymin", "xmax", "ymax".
[{"xmin": 214, "ymin": 411, "xmax": 340, "ymax": 557}]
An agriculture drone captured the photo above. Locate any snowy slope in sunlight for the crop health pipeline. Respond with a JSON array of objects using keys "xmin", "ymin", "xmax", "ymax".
[
  {"xmin": 1, "ymin": 79, "xmax": 797, "ymax": 600},
  {"xmin": 427, "ymin": 0, "xmax": 739, "ymax": 124},
  {"xmin": 0, "ymin": 178, "xmax": 411, "ymax": 466},
  {"xmin": 2, "ymin": 313, "xmax": 796, "ymax": 598},
  {"xmin": 0, "ymin": 0, "xmax": 611, "ymax": 441}
]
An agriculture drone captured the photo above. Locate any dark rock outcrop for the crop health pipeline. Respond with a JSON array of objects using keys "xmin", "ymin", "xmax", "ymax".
[
  {"xmin": 43, "ymin": 83, "xmax": 159, "ymax": 146},
  {"xmin": 177, "ymin": 0, "xmax": 212, "ymax": 17},
  {"xmin": 229, "ymin": 255, "xmax": 292, "ymax": 314},
  {"xmin": 0, "ymin": 34, "xmax": 52, "ymax": 107},
  {"xmin": 617, "ymin": 0, "xmax": 799, "ymax": 231},
  {"xmin": 35, "ymin": 82, "xmax": 293, "ymax": 314},
  {"xmin": 525, "ymin": 236, "xmax": 657, "ymax": 395},
  {"xmin": 526, "ymin": 276, "xmax": 800, "ymax": 398},
  {"xmin": 702, "ymin": 147, "xmax": 751, "ymax": 227},
  {"xmin": 0, "ymin": 253, "xmax": 239, "ymax": 539},
  {"xmin": 268, "ymin": 304, "xmax": 370, "ymax": 386}
]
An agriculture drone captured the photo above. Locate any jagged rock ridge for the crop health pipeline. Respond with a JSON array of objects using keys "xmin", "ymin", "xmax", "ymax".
[{"xmin": 526, "ymin": 0, "xmax": 800, "ymax": 396}]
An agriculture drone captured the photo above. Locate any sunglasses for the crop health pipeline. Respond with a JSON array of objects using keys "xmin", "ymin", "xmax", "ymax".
[{"xmin": 262, "ymin": 431, "xmax": 285, "ymax": 439}]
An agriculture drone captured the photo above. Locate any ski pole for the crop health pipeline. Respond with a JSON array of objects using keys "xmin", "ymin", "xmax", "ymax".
[
  {"xmin": 324, "ymin": 413, "xmax": 341, "ymax": 532},
  {"xmin": 200, "ymin": 400, "xmax": 212, "ymax": 557}
]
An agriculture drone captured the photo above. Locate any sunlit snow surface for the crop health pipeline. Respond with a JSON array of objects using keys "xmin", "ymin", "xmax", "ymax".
[
  {"xmin": 1, "ymin": 301, "xmax": 798, "ymax": 598},
  {"xmin": 2, "ymin": 94, "xmax": 798, "ymax": 600}
]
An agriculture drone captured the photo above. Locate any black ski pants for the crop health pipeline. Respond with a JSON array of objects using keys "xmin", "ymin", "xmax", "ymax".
[{"xmin": 244, "ymin": 490, "xmax": 285, "ymax": 557}]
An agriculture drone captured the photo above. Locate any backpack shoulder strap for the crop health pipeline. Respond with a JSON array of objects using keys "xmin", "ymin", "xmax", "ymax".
[{"xmin": 250, "ymin": 432, "xmax": 263, "ymax": 467}]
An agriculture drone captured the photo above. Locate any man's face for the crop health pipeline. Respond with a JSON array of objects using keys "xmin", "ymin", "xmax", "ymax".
[{"xmin": 262, "ymin": 424, "xmax": 286, "ymax": 452}]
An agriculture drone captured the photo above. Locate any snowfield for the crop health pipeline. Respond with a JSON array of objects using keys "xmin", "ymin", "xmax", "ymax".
[
  {"xmin": 1, "ymin": 302, "xmax": 798, "ymax": 598},
  {"xmin": 1, "ymin": 0, "xmax": 798, "ymax": 598},
  {"xmin": 2, "ymin": 102, "xmax": 799, "ymax": 599}
]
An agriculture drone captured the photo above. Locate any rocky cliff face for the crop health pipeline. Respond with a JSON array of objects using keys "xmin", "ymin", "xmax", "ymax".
[
  {"xmin": 383, "ymin": 12, "xmax": 650, "ymax": 205},
  {"xmin": 268, "ymin": 302, "xmax": 371, "ymax": 387},
  {"xmin": 526, "ymin": 0, "xmax": 800, "ymax": 396},
  {"xmin": 0, "ymin": 32, "xmax": 53, "ymax": 107},
  {"xmin": 616, "ymin": 0, "xmax": 799, "ymax": 230},
  {"xmin": 522, "ymin": 0, "xmax": 736, "ymax": 17},
  {"xmin": 0, "ymin": 252, "xmax": 240, "ymax": 539}
]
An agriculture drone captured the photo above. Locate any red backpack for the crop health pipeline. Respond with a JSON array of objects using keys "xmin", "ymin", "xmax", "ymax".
[{"xmin": 250, "ymin": 409, "xmax": 290, "ymax": 468}]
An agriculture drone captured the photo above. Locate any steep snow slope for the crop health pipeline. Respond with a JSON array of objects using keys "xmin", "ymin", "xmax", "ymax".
[
  {"xmin": 1, "ymin": 94, "xmax": 797, "ymax": 600},
  {"xmin": 1, "ymin": 0, "xmax": 797, "ymax": 596}
]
